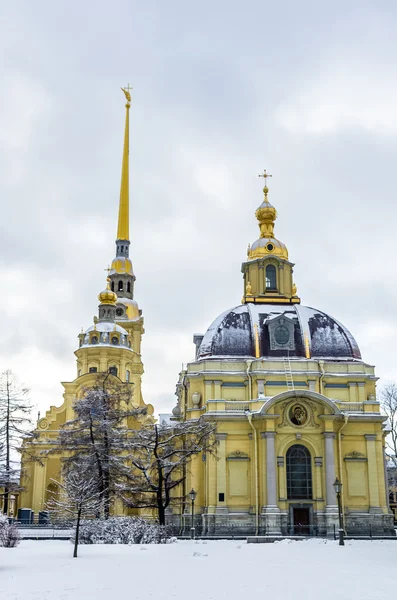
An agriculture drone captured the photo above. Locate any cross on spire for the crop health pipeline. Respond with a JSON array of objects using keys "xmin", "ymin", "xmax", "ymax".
[
  {"xmin": 104, "ymin": 265, "xmax": 111, "ymax": 275},
  {"xmin": 258, "ymin": 169, "xmax": 272, "ymax": 183}
]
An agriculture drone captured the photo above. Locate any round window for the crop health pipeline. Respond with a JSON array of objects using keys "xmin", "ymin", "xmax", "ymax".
[
  {"xmin": 91, "ymin": 335, "xmax": 98, "ymax": 344},
  {"xmin": 274, "ymin": 325, "xmax": 290, "ymax": 345},
  {"xmin": 111, "ymin": 336, "xmax": 119, "ymax": 345},
  {"xmin": 116, "ymin": 308, "xmax": 123, "ymax": 317},
  {"xmin": 266, "ymin": 243, "xmax": 274, "ymax": 252}
]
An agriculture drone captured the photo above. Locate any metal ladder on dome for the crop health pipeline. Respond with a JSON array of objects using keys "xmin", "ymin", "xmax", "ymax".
[{"xmin": 283, "ymin": 354, "xmax": 295, "ymax": 391}]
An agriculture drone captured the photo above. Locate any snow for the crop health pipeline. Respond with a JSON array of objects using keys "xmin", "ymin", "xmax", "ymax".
[
  {"xmin": 85, "ymin": 322, "xmax": 128, "ymax": 334},
  {"xmin": 198, "ymin": 302, "xmax": 362, "ymax": 360},
  {"xmin": 1, "ymin": 538, "xmax": 395, "ymax": 599}
]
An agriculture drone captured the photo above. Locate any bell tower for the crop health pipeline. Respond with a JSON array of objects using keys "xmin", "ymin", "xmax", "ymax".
[{"xmin": 241, "ymin": 171, "xmax": 300, "ymax": 305}]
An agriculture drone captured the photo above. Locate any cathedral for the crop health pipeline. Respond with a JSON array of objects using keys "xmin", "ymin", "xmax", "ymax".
[
  {"xmin": 173, "ymin": 176, "xmax": 393, "ymax": 536},
  {"xmin": 19, "ymin": 89, "xmax": 155, "ymax": 515},
  {"xmin": 19, "ymin": 92, "xmax": 393, "ymax": 536}
]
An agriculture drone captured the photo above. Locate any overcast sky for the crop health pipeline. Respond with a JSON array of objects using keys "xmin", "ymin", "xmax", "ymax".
[{"xmin": 1, "ymin": 0, "xmax": 397, "ymax": 418}]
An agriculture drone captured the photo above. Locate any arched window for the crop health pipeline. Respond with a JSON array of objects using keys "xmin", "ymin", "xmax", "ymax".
[
  {"xmin": 286, "ymin": 444, "xmax": 312, "ymax": 499},
  {"xmin": 111, "ymin": 281, "xmax": 115, "ymax": 291},
  {"xmin": 118, "ymin": 281, "xmax": 123, "ymax": 292},
  {"xmin": 127, "ymin": 282, "xmax": 131, "ymax": 293},
  {"xmin": 266, "ymin": 264, "xmax": 277, "ymax": 290},
  {"xmin": 109, "ymin": 366, "xmax": 118, "ymax": 376}
]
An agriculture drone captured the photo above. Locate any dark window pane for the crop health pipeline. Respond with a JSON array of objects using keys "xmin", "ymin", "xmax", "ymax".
[
  {"xmin": 266, "ymin": 265, "xmax": 277, "ymax": 289},
  {"xmin": 286, "ymin": 444, "xmax": 312, "ymax": 499}
]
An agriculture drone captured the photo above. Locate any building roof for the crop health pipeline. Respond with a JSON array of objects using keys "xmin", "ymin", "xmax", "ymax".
[{"xmin": 198, "ymin": 303, "xmax": 362, "ymax": 361}]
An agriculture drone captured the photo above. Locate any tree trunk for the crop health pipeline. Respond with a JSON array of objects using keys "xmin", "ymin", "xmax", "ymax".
[
  {"xmin": 158, "ymin": 501, "xmax": 165, "ymax": 526},
  {"xmin": 3, "ymin": 376, "xmax": 11, "ymax": 515},
  {"xmin": 73, "ymin": 507, "xmax": 82, "ymax": 558}
]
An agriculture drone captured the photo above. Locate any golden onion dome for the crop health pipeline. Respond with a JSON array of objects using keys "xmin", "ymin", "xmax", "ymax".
[
  {"xmin": 248, "ymin": 184, "xmax": 289, "ymax": 261},
  {"xmin": 98, "ymin": 278, "xmax": 118, "ymax": 305}
]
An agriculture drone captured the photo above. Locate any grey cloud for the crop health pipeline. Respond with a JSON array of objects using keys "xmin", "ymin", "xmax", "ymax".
[{"xmin": 1, "ymin": 0, "xmax": 397, "ymax": 413}]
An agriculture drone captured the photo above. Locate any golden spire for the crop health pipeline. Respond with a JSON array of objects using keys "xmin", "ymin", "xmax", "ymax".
[{"xmin": 117, "ymin": 85, "xmax": 132, "ymax": 241}]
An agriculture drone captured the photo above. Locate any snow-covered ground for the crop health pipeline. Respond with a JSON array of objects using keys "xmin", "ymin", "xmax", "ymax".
[{"xmin": 1, "ymin": 539, "xmax": 394, "ymax": 599}]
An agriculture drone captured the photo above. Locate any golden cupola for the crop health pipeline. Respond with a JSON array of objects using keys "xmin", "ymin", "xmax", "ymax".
[
  {"xmin": 241, "ymin": 171, "xmax": 300, "ymax": 305},
  {"xmin": 98, "ymin": 278, "xmax": 118, "ymax": 305},
  {"xmin": 248, "ymin": 174, "xmax": 288, "ymax": 261}
]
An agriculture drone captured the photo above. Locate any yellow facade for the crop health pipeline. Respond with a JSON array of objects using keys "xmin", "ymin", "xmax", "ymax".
[
  {"xmin": 173, "ymin": 177, "xmax": 393, "ymax": 536},
  {"xmin": 18, "ymin": 94, "xmax": 393, "ymax": 536},
  {"xmin": 19, "ymin": 89, "xmax": 154, "ymax": 517}
]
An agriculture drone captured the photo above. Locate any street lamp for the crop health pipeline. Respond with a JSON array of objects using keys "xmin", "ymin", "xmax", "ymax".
[
  {"xmin": 189, "ymin": 488, "xmax": 197, "ymax": 539},
  {"xmin": 333, "ymin": 477, "xmax": 344, "ymax": 546}
]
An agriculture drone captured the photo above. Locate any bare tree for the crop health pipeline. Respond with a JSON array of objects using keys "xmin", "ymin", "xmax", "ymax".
[
  {"xmin": 49, "ymin": 374, "xmax": 146, "ymax": 518},
  {"xmin": 120, "ymin": 418, "xmax": 217, "ymax": 525},
  {"xmin": 46, "ymin": 465, "xmax": 104, "ymax": 558},
  {"xmin": 379, "ymin": 382, "xmax": 397, "ymax": 467},
  {"xmin": 0, "ymin": 370, "xmax": 33, "ymax": 514}
]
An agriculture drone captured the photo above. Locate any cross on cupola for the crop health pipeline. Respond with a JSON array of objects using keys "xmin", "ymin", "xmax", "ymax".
[
  {"xmin": 258, "ymin": 169, "xmax": 272, "ymax": 183},
  {"xmin": 258, "ymin": 169, "xmax": 272, "ymax": 200}
]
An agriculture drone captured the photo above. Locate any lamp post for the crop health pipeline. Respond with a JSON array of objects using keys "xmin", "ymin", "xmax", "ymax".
[
  {"xmin": 189, "ymin": 488, "xmax": 197, "ymax": 539},
  {"xmin": 333, "ymin": 477, "xmax": 344, "ymax": 546}
]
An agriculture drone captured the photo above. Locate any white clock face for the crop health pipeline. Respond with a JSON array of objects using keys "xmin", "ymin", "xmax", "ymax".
[{"xmin": 274, "ymin": 324, "xmax": 290, "ymax": 345}]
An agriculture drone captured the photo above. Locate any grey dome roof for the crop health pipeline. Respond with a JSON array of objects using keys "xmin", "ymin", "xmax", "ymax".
[{"xmin": 198, "ymin": 303, "xmax": 361, "ymax": 361}]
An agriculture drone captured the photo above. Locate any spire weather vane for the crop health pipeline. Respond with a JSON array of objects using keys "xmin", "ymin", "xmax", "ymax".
[{"xmin": 121, "ymin": 83, "xmax": 133, "ymax": 104}]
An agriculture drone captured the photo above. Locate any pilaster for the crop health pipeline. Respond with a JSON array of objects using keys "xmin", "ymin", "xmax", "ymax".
[
  {"xmin": 365, "ymin": 434, "xmax": 380, "ymax": 511},
  {"xmin": 215, "ymin": 433, "xmax": 228, "ymax": 513}
]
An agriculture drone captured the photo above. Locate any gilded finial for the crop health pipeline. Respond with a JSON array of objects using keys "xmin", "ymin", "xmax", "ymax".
[
  {"xmin": 121, "ymin": 83, "xmax": 133, "ymax": 105},
  {"xmin": 258, "ymin": 169, "xmax": 272, "ymax": 200}
]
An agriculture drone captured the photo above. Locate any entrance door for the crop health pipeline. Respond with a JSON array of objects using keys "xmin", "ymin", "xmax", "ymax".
[{"xmin": 293, "ymin": 507, "xmax": 310, "ymax": 535}]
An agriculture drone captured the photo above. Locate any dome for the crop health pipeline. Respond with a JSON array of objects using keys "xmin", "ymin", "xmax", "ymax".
[
  {"xmin": 116, "ymin": 297, "xmax": 140, "ymax": 320},
  {"xmin": 247, "ymin": 185, "xmax": 289, "ymax": 261},
  {"xmin": 249, "ymin": 237, "xmax": 288, "ymax": 260},
  {"xmin": 198, "ymin": 303, "xmax": 361, "ymax": 361},
  {"xmin": 80, "ymin": 322, "xmax": 132, "ymax": 350},
  {"xmin": 110, "ymin": 256, "xmax": 134, "ymax": 275},
  {"xmin": 98, "ymin": 278, "xmax": 118, "ymax": 305}
]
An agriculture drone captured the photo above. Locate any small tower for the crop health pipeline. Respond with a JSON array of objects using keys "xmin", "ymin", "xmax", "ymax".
[
  {"xmin": 98, "ymin": 278, "xmax": 118, "ymax": 322},
  {"xmin": 241, "ymin": 171, "xmax": 300, "ymax": 305}
]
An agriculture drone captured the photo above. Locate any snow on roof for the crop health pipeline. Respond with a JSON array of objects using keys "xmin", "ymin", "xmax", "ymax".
[
  {"xmin": 198, "ymin": 303, "xmax": 362, "ymax": 361},
  {"xmin": 85, "ymin": 322, "xmax": 128, "ymax": 335}
]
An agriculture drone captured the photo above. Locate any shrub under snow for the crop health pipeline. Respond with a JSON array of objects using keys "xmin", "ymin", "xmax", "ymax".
[
  {"xmin": 77, "ymin": 517, "xmax": 175, "ymax": 545},
  {"xmin": 0, "ymin": 514, "xmax": 20, "ymax": 548}
]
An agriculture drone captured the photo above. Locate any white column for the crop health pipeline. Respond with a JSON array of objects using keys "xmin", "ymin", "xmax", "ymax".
[
  {"xmin": 261, "ymin": 432, "xmax": 281, "ymax": 534},
  {"xmin": 323, "ymin": 432, "xmax": 337, "ymax": 508}
]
